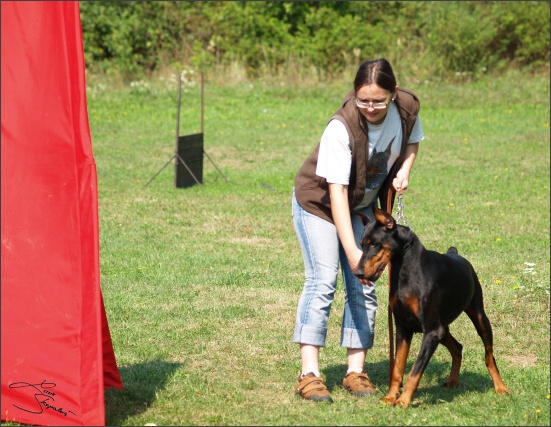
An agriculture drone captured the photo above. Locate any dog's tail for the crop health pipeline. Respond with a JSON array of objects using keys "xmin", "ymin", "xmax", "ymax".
[{"xmin": 447, "ymin": 246, "xmax": 458, "ymax": 255}]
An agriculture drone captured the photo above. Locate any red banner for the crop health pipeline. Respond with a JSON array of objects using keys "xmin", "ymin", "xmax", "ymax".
[{"xmin": 1, "ymin": 2, "xmax": 123, "ymax": 425}]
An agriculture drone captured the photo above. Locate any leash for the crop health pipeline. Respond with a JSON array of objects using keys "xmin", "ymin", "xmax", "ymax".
[
  {"xmin": 385, "ymin": 188, "xmax": 395, "ymax": 379},
  {"xmin": 386, "ymin": 190, "xmax": 412, "ymax": 378}
]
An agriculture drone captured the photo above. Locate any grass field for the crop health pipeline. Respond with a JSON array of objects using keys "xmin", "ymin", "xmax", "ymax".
[{"xmin": 86, "ymin": 69, "xmax": 550, "ymax": 426}]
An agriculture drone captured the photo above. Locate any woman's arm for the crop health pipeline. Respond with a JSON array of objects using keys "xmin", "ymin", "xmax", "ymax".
[
  {"xmin": 392, "ymin": 142, "xmax": 419, "ymax": 193},
  {"xmin": 328, "ymin": 183, "xmax": 368, "ymax": 285}
]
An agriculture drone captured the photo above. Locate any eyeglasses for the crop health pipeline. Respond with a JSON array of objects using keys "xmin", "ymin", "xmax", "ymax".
[{"xmin": 355, "ymin": 98, "xmax": 389, "ymax": 110}]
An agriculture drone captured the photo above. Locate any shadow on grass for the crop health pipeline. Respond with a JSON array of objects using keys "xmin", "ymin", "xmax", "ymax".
[
  {"xmin": 104, "ymin": 358, "xmax": 183, "ymax": 425},
  {"xmin": 323, "ymin": 360, "xmax": 497, "ymax": 405}
]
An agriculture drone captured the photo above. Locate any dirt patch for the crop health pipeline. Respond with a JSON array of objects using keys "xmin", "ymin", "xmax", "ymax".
[{"xmin": 503, "ymin": 353, "xmax": 538, "ymax": 367}]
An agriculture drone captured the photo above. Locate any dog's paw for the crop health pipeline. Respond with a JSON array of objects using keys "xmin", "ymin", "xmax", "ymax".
[
  {"xmin": 394, "ymin": 396, "xmax": 412, "ymax": 409},
  {"xmin": 442, "ymin": 379, "xmax": 459, "ymax": 388},
  {"xmin": 379, "ymin": 393, "xmax": 400, "ymax": 406},
  {"xmin": 496, "ymin": 384, "xmax": 511, "ymax": 395}
]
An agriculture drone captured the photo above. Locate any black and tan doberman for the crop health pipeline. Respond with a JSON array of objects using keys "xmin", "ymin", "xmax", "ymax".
[{"xmin": 355, "ymin": 206, "xmax": 510, "ymax": 408}]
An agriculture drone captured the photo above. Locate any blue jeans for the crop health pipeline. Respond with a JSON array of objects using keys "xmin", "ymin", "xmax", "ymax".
[{"xmin": 292, "ymin": 189, "xmax": 377, "ymax": 349}]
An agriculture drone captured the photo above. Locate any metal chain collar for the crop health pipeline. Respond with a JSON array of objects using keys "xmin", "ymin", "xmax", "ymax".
[{"xmin": 395, "ymin": 194, "xmax": 410, "ymax": 228}]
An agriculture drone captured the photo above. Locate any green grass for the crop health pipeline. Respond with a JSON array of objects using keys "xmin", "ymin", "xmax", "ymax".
[{"xmin": 86, "ymin": 69, "xmax": 550, "ymax": 426}]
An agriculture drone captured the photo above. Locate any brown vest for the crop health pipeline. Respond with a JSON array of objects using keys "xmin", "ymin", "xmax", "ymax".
[{"xmin": 294, "ymin": 87, "xmax": 420, "ymax": 223}]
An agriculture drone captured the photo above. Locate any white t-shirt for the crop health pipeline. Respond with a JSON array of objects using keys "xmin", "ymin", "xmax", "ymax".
[{"xmin": 316, "ymin": 102, "xmax": 424, "ymax": 209}]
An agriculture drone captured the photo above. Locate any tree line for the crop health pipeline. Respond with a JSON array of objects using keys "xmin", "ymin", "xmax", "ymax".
[{"xmin": 80, "ymin": 1, "xmax": 550, "ymax": 83}]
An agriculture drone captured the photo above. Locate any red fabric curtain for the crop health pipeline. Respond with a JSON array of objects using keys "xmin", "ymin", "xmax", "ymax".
[{"xmin": 1, "ymin": 2, "xmax": 123, "ymax": 425}]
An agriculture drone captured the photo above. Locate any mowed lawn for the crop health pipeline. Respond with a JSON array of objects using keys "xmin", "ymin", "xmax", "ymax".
[{"xmin": 86, "ymin": 69, "xmax": 550, "ymax": 426}]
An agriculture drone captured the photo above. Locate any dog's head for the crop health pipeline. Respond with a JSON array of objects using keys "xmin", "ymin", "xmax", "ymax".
[{"xmin": 354, "ymin": 206, "xmax": 399, "ymax": 282}]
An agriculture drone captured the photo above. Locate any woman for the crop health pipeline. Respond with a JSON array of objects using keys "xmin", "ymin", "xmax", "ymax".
[{"xmin": 292, "ymin": 58, "xmax": 424, "ymax": 402}]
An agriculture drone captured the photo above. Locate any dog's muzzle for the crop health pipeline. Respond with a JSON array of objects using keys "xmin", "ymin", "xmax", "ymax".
[{"xmin": 355, "ymin": 261, "xmax": 387, "ymax": 283}]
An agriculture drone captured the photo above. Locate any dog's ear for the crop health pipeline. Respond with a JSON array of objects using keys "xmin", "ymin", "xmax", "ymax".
[
  {"xmin": 373, "ymin": 206, "xmax": 395, "ymax": 230},
  {"xmin": 354, "ymin": 211, "xmax": 371, "ymax": 226}
]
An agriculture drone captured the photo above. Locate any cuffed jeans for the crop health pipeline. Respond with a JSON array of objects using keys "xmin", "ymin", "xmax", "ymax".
[{"xmin": 292, "ymin": 189, "xmax": 377, "ymax": 349}]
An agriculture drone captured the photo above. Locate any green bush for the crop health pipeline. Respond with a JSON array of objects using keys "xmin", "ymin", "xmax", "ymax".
[
  {"xmin": 424, "ymin": 2, "xmax": 498, "ymax": 77},
  {"xmin": 490, "ymin": 2, "xmax": 551, "ymax": 67}
]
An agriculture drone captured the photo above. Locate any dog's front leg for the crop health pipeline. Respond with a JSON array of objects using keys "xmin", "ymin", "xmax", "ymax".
[
  {"xmin": 381, "ymin": 328, "xmax": 412, "ymax": 406},
  {"xmin": 395, "ymin": 328, "xmax": 442, "ymax": 408}
]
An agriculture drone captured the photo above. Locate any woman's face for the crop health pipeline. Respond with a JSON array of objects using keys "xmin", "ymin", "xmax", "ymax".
[{"xmin": 355, "ymin": 83, "xmax": 395, "ymax": 125}]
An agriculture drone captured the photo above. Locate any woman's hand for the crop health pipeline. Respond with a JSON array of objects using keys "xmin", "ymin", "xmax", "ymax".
[
  {"xmin": 393, "ymin": 142, "xmax": 419, "ymax": 194},
  {"xmin": 347, "ymin": 247, "xmax": 370, "ymax": 286},
  {"xmin": 392, "ymin": 170, "xmax": 409, "ymax": 194}
]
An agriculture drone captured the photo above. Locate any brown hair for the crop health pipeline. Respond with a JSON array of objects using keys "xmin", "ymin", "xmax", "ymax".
[{"xmin": 354, "ymin": 58, "xmax": 397, "ymax": 93}]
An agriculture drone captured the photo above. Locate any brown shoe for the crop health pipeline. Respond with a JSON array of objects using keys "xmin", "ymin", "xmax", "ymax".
[
  {"xmin": 343, "ymin": 371, "xmax": 377, "ymax": 397},
  {"xmin": 295, "ymin": 372, "xmax": 333, "ymax": 402}
]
